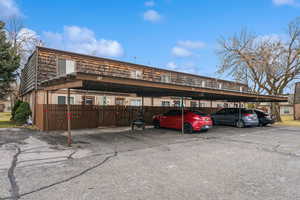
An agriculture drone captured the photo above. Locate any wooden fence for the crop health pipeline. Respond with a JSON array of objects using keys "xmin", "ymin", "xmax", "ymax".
[{"xmin": 36, "ymin": 104, "xmax": 220, "ymax": 131}]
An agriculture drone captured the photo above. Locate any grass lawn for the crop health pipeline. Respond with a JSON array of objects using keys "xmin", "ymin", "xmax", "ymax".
[
  {"xmin": 276, "ymin": 115, "xmax": 300, "ymax": 127},
  {"xmin": 0, "ymin": 112, "xmax": 16, "ymax": 128}
]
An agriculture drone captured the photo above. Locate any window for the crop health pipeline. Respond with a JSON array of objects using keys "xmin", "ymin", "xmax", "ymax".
[
  {"xmin": 130, "ymin": 70, "xmax": 143, "ymax": 79},
  {"xmin": 234, "ymin": 104, "xmax": 238, "ymax": 108},
  {"xmin": 57, "ymin": 96, "xmax": 74, "ymax": 105},
  {"xmin": 85, "ymin": 96, "xmax": 95, "ymax": 105},
  {"xmin": 217, "ymin": 104, "xmax": 223, "ymax": 108},
  {"xmin": 161, "ymin": 74, "xmax": 171, "ymax": 83},
  {"xmin": 57, "ymin": 58, "xmax": 76, "ymax": 76},
  {"xmin": 190, "ymin": 101, "xmax": 197, "ymax": 108},
  {"xmin": 219, "ymin": 83, "xmax": 223, "ymax": 89},
  {"xmin": 199, "ymin": 103, "xmax": 206, "ymax": 107},
  {"xmin": 130, "ymin": 99, "xmax": 142, "ymax": 106},
  {"xmin": 283, "ymin": 107, "xmax": 290, "ymax": 114},
  {"xmin": 100, "ymin": 96, "xmax": 108, "ymax": 105},
  {"xmin": 161, "ymin": 101, "xmax": 170, "ymax": 107},
  {"xmin": 173, "ymin": 100, "xmax": 181, "ymax": 107},
  {"xmin": 224, "ymin": 103, "xmax": 229, "ymax": 108},
  {"xmin": 201, "ymin": 80, "xmax": 206, "ymax": 87},
  {"xmin": 115, "ymin": 98, "xmax": 125, "ymax": 105},
  {"xmin": 240, "ymin": 86, "xmax": 244, "ymax": 92}
]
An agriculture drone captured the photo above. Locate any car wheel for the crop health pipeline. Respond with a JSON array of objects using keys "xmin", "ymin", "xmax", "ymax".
[
  {"xmin": 236, "ymin": 120, "xmax": 245, "ymax": 128},
  {"xmin": 184, "ymin": 123, "xmax": 193, "ymax": 134},
  {"xmin": 153, "ymin": 120, "xmax": 160, "ymax": 128}
]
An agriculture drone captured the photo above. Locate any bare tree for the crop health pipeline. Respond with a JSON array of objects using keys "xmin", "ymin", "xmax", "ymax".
[
  {"xmin": 217, "ymin": 18, "xmax": 300, "ymax": 121},
  {"xmin": 5, "ymin": 16, "xmax": 42, "ymax": 76},
  {"xmin": 4, "ymin": 16, "xmax": 42, "ymax": 107}
]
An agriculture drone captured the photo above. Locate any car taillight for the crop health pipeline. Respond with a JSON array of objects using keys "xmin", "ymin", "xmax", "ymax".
[{"xmin": 243, "ymin": 114, "xmax": 257, "ymax": 119}]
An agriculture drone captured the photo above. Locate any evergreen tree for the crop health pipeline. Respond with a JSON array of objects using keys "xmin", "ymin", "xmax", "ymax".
[{"xmin": 0, "ymin": 21, "xmax": 20, "ymax": 100}]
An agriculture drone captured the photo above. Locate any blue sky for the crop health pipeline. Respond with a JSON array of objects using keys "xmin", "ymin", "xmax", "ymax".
[{"xmin": 0, "ymin": 0, "xmax": 300, "ymax": 79}]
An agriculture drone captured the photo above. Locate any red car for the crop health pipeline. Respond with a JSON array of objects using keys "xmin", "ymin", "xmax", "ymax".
[{"xmin": 153, "ymin": 110, "xmax": 213, "ymax": 133}]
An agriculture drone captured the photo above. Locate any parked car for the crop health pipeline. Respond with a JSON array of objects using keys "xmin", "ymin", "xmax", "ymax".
[
  {"xmin": 254, "ymin": 109, "xmax": 274, "ymax": 126},
  {"xmin": 153, "ymin": 110, "xmax": 212, "ymax": 133},
  {"xmin": 211, "ymin": 108, "xmax": 259, "ymax": 128}
]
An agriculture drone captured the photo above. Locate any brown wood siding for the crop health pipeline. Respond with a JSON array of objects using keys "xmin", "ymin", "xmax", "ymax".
[
  {"xmin": 20, "ymin": 52, "xmax": 37, "ymax": 95},
  {"xmin": 37, "ymin": 104, "xmax": 220, "ymax": 131},
  {"xmin": 36, "ymin": 47, "xmax": 248, "ymax": 93}
]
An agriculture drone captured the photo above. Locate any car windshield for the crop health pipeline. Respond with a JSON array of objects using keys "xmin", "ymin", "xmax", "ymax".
[
  {"xmin": 191, "ymin": 111, "xmax": 208, "ymax": 116},
  {"xmin": 243, "ymin": 109, "xmax": 255, "ymax": 114}
]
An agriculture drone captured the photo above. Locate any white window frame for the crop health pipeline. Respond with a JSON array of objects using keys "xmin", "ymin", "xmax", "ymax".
[
  {"xmin": 130, "ymin": 70, "xmax": 143, "ymax": 79},
  {"xmin": 161, "ymin": 101, "xmax": 170, "ymax": 107},
  {"xmin": 130, "ymin": 99, "xmax": 142, "ymax": 106},
  {"xmin": 57, "ymin": 58, "xmax": 76, "ymax": 76},
  {"xmin": 161, "ymin": 73, "xmax": 171, "ymax": 83},
  {"xmin": 57, "ymin": 95, "xmax": 75, "ymax": 105}
]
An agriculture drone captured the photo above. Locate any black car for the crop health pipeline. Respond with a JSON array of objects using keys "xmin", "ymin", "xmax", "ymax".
[{"xmin": 253, "ymin": 109, "xmax": 274, "ymax": 126}]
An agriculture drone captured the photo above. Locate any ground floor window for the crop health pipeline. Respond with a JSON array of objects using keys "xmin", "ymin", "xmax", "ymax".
[
  {"xmin": 173, "ymin": 100, "xmax": 181, "ymax": 107},
  {"xmin": 190, "ymin": 101, "xmax": 197, "ymax": 107},
  {"xmin": 115, "ymin": 97, "xmax": 125, "ymax": 105},
  {"xmin": 161, "ymin": 101, "xmax": 170, "ymax": 107},
  {"xmin": 58, "ymin": 96, "xmax": 74, "ymax": 105},
  {"xmin": 199, "ymin": 103, "xmax": 206, "ymax": 107},
  {"xmin": 130, "ymin": 99, "xmax": 142, "ymax": 106},
  {"xmin": 283, "ymin": 107, "xmax": 290, "ymax": 114}
]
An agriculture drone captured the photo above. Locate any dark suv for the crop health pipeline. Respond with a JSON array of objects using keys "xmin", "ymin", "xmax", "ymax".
[{"xmin": 211, "ymin": 108, "xmax": 259, "ymax": 128}]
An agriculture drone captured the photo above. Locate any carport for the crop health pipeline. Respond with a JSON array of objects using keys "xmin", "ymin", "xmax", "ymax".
[{"xmin": 41, "ymin": 72, "xmax": 287, "ymax": 146}]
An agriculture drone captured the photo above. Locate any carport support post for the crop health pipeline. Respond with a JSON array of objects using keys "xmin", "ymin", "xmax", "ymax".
[
  {"xmin": 238, "ymin": 101, "xmax": 241, "ymax": 123},
  {"xmin": 46, "ymin": 90, "xmax": 49, "ymax": 131},
  {"xmin": 181, "ymin": 97, "xmax": 184, "ymax": 134},
  {"xmin": 67, "ymin": 88, "xmax": 72, "ymax": 146}
]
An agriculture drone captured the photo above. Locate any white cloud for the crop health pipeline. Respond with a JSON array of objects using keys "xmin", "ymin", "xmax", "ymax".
[
  {"xmin": 177, "ymin": 40, "xmax": 205, "ymax": 49},
  {"xmin": 172, "ymin": 46, "xmax": 192, "ymax": 57},
  {"xmin": 143, "ymin": 9, "xmax": 162, "ymax": 22},
  {"xmin": 145, "ymin": 1, "xmax": 155, "ymax": 7},
  {"xmin": 272, "ymin": 0, "xmax": 298, "ymax": 6},
  {"xmin": 43, "ymin": 26, "xmax": 124, "ymax": 57},
  {"xmin": 0, "ymin": 0, "xmax": 21, "ymax": 18}
]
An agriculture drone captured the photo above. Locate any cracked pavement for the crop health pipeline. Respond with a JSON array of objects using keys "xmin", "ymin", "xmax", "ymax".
[{"xmin": 0, "ymin": 125, "xmax": 300, "ymax": 200}]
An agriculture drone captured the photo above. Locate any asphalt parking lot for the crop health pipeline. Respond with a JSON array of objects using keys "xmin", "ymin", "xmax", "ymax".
[{"xmin": 0, "ymin": 125, "xmax": 300, "ymax": 200}]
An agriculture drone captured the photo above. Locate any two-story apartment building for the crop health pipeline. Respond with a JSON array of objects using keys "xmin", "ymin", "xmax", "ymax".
[{"xmin": 20, "ymin": 47, "xmax": 250, "ymax": 120}]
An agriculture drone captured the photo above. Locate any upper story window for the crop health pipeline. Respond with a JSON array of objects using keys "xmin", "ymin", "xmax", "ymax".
[
  {"xmin": 57, "ymin": 58, "xmax": 76, "ymax": 76},
  {"xmin": 219, "ymin": 83, "xmax": 223, "ymax": 89},
  {"xmin": 161, "ymin": 73, "xmax": 171, "ymax": 83},
  {"xmin": 130, "ymin": 70, "xmax": 143, "ymax": 79}
]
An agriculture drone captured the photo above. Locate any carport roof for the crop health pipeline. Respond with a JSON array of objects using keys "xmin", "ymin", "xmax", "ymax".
[{"xmin": 41, "ymin": 72, "xmax": 287, "ymax": 102}]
